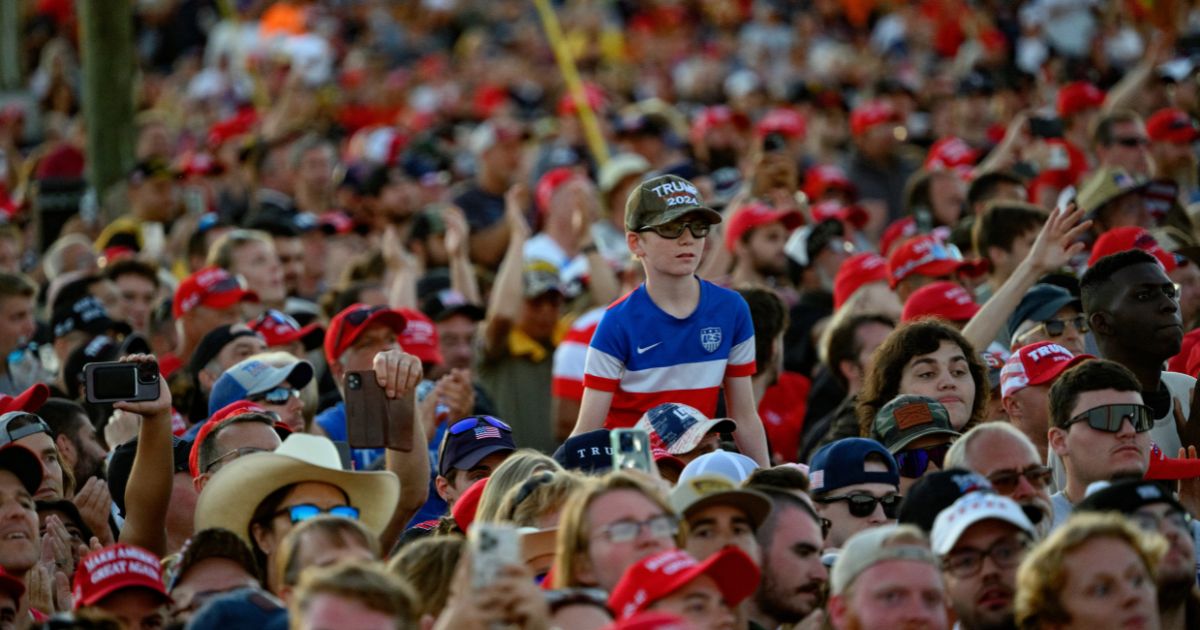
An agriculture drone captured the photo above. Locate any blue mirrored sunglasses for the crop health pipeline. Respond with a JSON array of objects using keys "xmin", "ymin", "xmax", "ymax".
[{"xmin": 275, "ymin": 503, "xmax": 359, "ymax": 524}]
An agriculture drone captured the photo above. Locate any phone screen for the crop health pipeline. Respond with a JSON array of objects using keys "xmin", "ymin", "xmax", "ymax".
[{"xmin": 93, "ymin": 365, "xmax": 137, "ymax": 400}]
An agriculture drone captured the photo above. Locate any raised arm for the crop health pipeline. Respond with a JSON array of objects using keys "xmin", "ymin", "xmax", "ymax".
[
  {"xmin": 114, "ymin": 356, "xmax": 174, "ymax": 557},
  {"xmin": 724, "ymin": 375, "xmax": 770, "ymax": 466},
  {"xmin": 444, "ymin": 205, "xmax": 482, "ymax": 305},
  {"xmin": 483, "ymin": 184, "xmax": 530, "ymax": 358},
  {"xmin": 372, "ymin": 348, "xmax": 430, "ymax": 552}
]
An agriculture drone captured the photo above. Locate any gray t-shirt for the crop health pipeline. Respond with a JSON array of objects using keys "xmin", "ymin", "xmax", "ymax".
[{"xmin": 1050, "ymin": 490, "xmax": 1074, "ymax": 530}]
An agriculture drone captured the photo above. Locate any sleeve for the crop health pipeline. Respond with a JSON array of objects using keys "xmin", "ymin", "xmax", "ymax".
[
  {"xmin": 582, "ymin": 309, "xmax": 627, "ymax": 392},
  {"xmin": 726, "ymin": 292, "xmax": 757, "ymax": 378}
]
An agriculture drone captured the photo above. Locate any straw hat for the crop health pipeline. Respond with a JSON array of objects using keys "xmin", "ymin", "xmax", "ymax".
[{"xmin": 194, "ymin": 434, "xmax": 399, "ymax": 545}]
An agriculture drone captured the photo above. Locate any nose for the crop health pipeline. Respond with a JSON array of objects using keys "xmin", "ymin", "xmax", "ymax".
[
  {"xmin": 1116, "ymin": 416, "xmax": 1138, "ymax": 439},
  {"xmin": 868, "ymin": 502, "xmax": 888, "ymax": 525},
  {"xmin": 714, "ymin": 604, "xmax": 736, "ymax": 630},
  {"xmin": 1010, "ymin": 474, "xmax": 1036, "ymax": 501}
]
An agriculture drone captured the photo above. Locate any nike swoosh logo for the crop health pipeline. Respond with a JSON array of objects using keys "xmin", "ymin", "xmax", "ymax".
[{"xmin": 636, "ymin": 342, "xmax": 663, "ymax": 354}]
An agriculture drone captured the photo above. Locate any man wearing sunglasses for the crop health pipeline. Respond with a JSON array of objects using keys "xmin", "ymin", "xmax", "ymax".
[
  {"xmin": 946, "ymin": 423, "xmax": 1057, "ymax": 539},
  {"xmin": 871, "ymin": 395, "xmax": 961, "ymax": 495},
  {"xmin": 998, "ymin": 341, "xmax": 1093, "ymax": 461},
  {"xmin": 208, "ymin": 357, "xmax": 313, "ymax": 434},
  {"xmin": 1047, "ymin": 359, "xmax": 1153, "ymax": 528},
  {"xmin": 1093, "ymin": 110, "xmax": 1154, "ymax": 178},
  {"xmin": 810, "ymin": 438, "xmax": 901, "ymax": 551},
  {"xmin": 1007, "ymin": 284, "xmax": 1087, "ymax": 356},
  {"xmin": 931, "ymin": 493, "xmax": 1036, "ymax": 630}
]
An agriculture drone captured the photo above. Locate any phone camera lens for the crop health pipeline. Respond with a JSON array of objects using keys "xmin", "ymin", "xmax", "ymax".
[{"xmin": 347, "ymin": 374, "xmax": 361, "ymax": 389}]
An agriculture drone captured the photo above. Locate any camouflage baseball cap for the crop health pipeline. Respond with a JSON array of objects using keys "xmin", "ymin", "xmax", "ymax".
[
  {"xmin": 624, "ymin": 174, "xmax": 723, "ymax": 231},
  {"xmin": 872, "ymin": 395, "xmax": 961, "ymax": 453}
]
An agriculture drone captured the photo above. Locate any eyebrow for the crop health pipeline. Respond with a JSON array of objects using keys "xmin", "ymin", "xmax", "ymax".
[{"xmin": 910, "ymin": 358, "xmax": 938, "ymax": 369}]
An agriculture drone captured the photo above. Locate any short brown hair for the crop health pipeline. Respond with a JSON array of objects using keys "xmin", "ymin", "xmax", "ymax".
[
  {"xmin": 104, "ymin": 258, "xmax": 160, "ymax": 290},
  {"xmin": 973, "ymin": 202, "xmax": 1046, "ymax": 265},
  {"xmin": 1016, "ymin": 513, "xmax": 1165, "ymax": 629},
  {"xmin": 289, "ymin": 562, "xmax": 418, "ymax": 630},
  {"xmin": 0, "ymin": 272, "xmax": 36, "ymax": 300},
  {"xmin": 387, "ymin": 535, "xmax": 464, "ymax": 618},
  {"xmin": 1048, "ymin": 359, "xmax": 1141, "ymax": 429},
  {"xmin": 1092, "ymin": 109, "xmax": 1142, "ymax": 148},
  {"xmin": 824, "ymin": 314, "xmax": 895, "ymax": 392}
]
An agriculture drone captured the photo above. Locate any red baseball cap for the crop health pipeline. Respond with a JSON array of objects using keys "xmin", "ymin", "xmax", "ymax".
[
  {"xmin": 396, "ymin": 308, "xmax": 444, "ymax": 366},
  {"xmin": 887, "ymin": 235, "xmax": 969, "ymax": 288},
  {"xmin": 833, "ymin": 252, "xmax": 889, "ymax": 309},
  {"xmin": 879, "ymin": 217, "xmax": 918, "ymax": 257},
  {"xmin": 188, "ymin": 400, "xmax": 270, "ymax": 479},
  {"xmin": 756, "ymin": 107, "xmax": 806, "ymax": 139},
  {"xmin": 811, "ymin": 200, "xmax": 868, "ymax": 231},
  {"xmin": 1146, "ymin": 444, "xmax": 1200, "ymax": 480},
  {"xmin": 536, "ymin": 167, "xmax": 581, "ymax": 216},
  {"xmin": 324, "ymin": 304, "xmax": 408, "ymax": 365},
  {"xmin": 608, "ymin": 548, "xmax": 760, "ymax": 621},
  {"xmin": 73, "ymin": 544, "xmax": 171, "ymax": 609},
  {"xmin": 924, "ymin": 137, "xmax": 979, "ymax": 174},
  {"xmin": 850, "ymin": 100, "xmax": 899, "ymax": 137},
  {"xmin": 1146, "ymin": 108, "xmax": 1200, "ymax": 145},
  {"xmin": 1056, "ymin": 82, "xmax": 1105, "ymax": 117},
  {"xmin": 450, "ymin": 477, "xmax": 487, "ymax": 534},
  {"xmin": 724, "ymin": 202, "xmax": 804, "ymax": 252},
  {"xmin": 1000, "ymin": 341, "xmax": 1093, "ymax": 399},
  {"xmin": 690, "ymin": 106, "xmax": 749, "ymax": 146},
  {"xmin": 0, "ymin": 383, "xmax": 49, "ymax": 415},
  {"xmin": 901, "ymin": 281, "xmax": 980, "ymax": 323},
  {"xmin": 1088, "ymin": 226, "xmax": 1177, "ymax": 273},
  {"xmin": 173, "ymin": 267, "xmax": 259, "ymax": 319},
  {"xmin": 0, "ymin": 566, "xmax": 23, "ymax": 601},
  {"xmin": 604, "ymin": 611, "xmax": 691, "ymax": 630},
  {"xmin": 804, "ymin": 164, "xmax": 855, "ymax": 201},
  {"xmin": 247, "ymin": 309, "xmax": 323, "ymax": 349}
]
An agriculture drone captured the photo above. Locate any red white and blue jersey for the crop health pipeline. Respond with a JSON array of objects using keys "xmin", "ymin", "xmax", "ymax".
[{"xmin": 583, "ymin": 280, "xmax": 756, "ymax": 428}]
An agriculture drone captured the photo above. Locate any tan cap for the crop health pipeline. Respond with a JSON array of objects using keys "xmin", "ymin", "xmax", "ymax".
[
  {"xmin": 1076, "ymin": 168, "xmax": 1147, "ymax": 216},
  {"xmin": 668, "ymin": 473, "xmax": 772, "ymax": 530}
]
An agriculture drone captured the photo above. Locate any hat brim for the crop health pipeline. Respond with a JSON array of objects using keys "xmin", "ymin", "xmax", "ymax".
[
  {"xmin": 693, "ymin": 548, "xmax": 760, "ymax": 607},
  {"xmin": 194, "ymin": 448, "xmax": 400, "ymax": 545},
  {"xmin": 933, "ymin": 511, "xmax": 1035, "ymax": 556},
  {"xmin": 888, "ymin": 427, "xmax": 961, "ymax": 454},
  {"xmin": 642, "ymin": 205, "xmax": 724, "ymax": 228},
  {"xmin": 202, "ymin": 288, "xmax": 260, "ymax": 312},
  {"xmin": 78, "ymin": 582, "xmax": 172, "ymax": 609},
  {"xmin": 1024, "ymin": 294, "xmax": 1082, "ymax": 326},
  {"xmin": 681, "ymin": 488, "xmax": 773, "ymax": 530},
  {"xmin": 665, "ymin": 418, "xmax": 737, "ymax": 456},
  {"xmin": 439, "ymin": 443, "xmax": 515, "ymax": 477},
  {"xmin": 432, "ymin": 304, "xmax": 486, "ymax": 323},
  {"xmin": 3, "ymin": 384, "xmax": 48, "ymax": 414}
]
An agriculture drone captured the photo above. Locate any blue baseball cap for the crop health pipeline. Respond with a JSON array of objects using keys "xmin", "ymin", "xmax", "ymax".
[
  {"xmin": 809, "ymin": 438, "xmax": 899, "ymax": 495},
  {"xmin": 552, "ymin": 429, "xmax": 613, "ymax": 474},
  {"xmin": 1006, "ymin": 284, "xmax": 1081, "ymax": 340},
  {"xmin": 437, "ymin": 416, "xmax": 516, "ymax": 477},
  {"xmin": 207, "ymin": 358, "xmax": 314, "ymax": 416},
  {"xmin": 635, "ymin": 402, "xmax": 736, "ymax": 455}
]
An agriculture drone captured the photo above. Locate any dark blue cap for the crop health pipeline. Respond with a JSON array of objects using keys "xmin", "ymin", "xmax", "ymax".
[
  {"xmin": 437, "ymin": 416, "xmax": 516, "ymax": 477},
  {"xmin": 552, "ymin": 429, "xmax": 613, "ymax": 474},
  {"xmin": 1006, "ymin": 284, "xmax": 1081, "ymax": 339},
  {"xmin": 897, "ymin": 469, "xmax": 993, "ymax": 533},
  {"xmin": 809, "ymin": 438, "xmax": 899, "ymax": 495}
]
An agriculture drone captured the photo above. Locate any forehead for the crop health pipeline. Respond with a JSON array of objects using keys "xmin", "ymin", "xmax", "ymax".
[
  {"xmin": 855, "ymin": 559, "xmax": 942, "ymax": 591},
  {"xmin": 688, "ymin": 503, "xmax": 751, "ymax": 523},
  {"xmin": 966, "ymin": 432, "xmax": 1037, "ymax": 472},
  {"xmin": 1111, "ymin": 262, "xmax": 1171, "ymax": 288},
  {"xmin": 1069, "ymin": 388, "xmax": 1144, "ymax": 417},
  {"xmin": 904, "ymin": 340, "xmax": 966, "ymax": 366}
]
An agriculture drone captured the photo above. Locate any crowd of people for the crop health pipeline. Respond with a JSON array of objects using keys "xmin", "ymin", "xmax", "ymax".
[{"xmin": 1, "ymin": 0, "xmax": 1200, "ymax": 629}]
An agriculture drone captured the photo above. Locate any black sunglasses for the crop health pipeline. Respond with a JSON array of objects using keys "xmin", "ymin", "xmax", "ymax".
[
  {"xmin": 986, "ymin": 465, "xmax": 1053, "ymax": 495},
  {"xmin": 639, "ymin": 220, "xmax": 710, "ymax": 239},
  {"xmin": 1114, "ymin": 136, "xmax": 1150, "ymax": 148},
  {"xmin": 1065, "ymin": 404, "xmax": 1154, "ymax": 433},
  {"xmin": 895, "ymin": 444, "xmax": 951, "ymax": 478},
  {"xmin": 816, "ymin": 492, "xmax": 902, "ymax": 519}
]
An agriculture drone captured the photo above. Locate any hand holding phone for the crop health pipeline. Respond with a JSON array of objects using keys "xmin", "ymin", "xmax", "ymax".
[
  {"xmin": 343, "ymin": 371, "xmax": 415, "ymax": 451},
  {"xmin": 470, "ymin": 523, "xmax": 521, "ymax": 589},
  {"xmin": 84, "ymin": 360, "xmax": 160, "ymax": 404},
  {"xmin": 611, "ymin": 428, "xmax": 657, "ymax": 475}
]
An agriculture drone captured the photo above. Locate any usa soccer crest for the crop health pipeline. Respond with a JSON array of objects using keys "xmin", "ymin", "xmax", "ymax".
[{"xmin": 700, "ymin": 327, "xmax": 722, "ymax": 352}]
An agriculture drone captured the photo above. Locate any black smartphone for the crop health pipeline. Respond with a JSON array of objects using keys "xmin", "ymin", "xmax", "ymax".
[
  {"xmin": 343, "ymin": 371, "xmax": 415, "ymax": 451},
  {"xmin": 762, "ymin": 132, "xmax": 788, "ymax": 153},
  {"xmin": 83, "ymin": 361, "xmax": 160, "ymax": 404},
  {"xmin": 1030, "ymin": 117, "xmax": 1064, "ymax": 139}
]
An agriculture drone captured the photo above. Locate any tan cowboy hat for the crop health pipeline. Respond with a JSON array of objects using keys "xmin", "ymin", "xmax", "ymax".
[{"xmin": 193, "ymin": 434, "xmax": 399, "ymax": 545}]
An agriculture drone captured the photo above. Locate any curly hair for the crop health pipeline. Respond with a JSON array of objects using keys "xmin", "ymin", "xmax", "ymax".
[{"xmin": 855, "ymin": 319, "xmax": 988, "ymax": 437}]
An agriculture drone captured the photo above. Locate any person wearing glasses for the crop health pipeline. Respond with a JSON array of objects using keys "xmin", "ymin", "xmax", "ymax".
[
  {"xmin": 1081, "ymin": 249, "xmax": 1194, "ymax": 469},
  {"xmin": 207, "ymin": 357, "xmax": 312, "ymax": 434},
  {"xmin": 1046, "ymin": 359, "xmax": 1153, "ymax": 529},
  {"xmin": 189, "ymin": 401, "xmax": 285, "ymax": 492},
  {"xmin": 1006, "ymin": 284, "xmax": 1087, "ymax": 356},
  {"xmin": 1093, "ymin": 110, "xmax": 1154, "ymax": 178},
  {"xmin": 1077, "ymin": 479, "xmax": 1199, "ymax": 630},
  {"xmin": 194, "ymin": 433, "xmax": 399, "ymax": 593},
  {"xmin": 871, "ymin": 395, "xmax": 961, "ymax": 495},
  {"xmin": 997, "ymin": 341, "xmax": 1093, "ymax": 462},
  {"xmin": 946, "ymin": 423, "xmax": 1057, "ymax": 539},
  {"xmin": 930, "ymin": 493, "xmax": 1036, "ymax": 630},
  {"xmin": 573, "ymin": 174, "xmax": 769, "ymax": 466},
  {"xmin": 809, "ymin": 438, "xmax": 901, "ymax": 551}
]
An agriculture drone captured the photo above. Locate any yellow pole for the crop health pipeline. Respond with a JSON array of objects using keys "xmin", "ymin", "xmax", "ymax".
[{"xmin": 531, "ymin": 0, "xmax": 611, "ymax": 168}]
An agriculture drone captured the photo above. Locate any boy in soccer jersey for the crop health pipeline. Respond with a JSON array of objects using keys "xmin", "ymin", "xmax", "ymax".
[{"xmin": 571, "ymin": 174, "xmax": 770, "ymax": 465}]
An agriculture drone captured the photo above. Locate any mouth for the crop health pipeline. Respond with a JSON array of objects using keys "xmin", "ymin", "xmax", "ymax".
[
  {"xmin": 0, "ymin": 531, "xmax": 30, "ymax": 542},
  {"xmin": 938, "ymin": 396, "xmax": 963, "ymax": 405},
  {"xmin": 1113, "ymin": 445, "xmax": 1143, "ymax": 456},
  {"xmin": 977, "ymin": 588, "xmax": 1012, "ymax": 609}
]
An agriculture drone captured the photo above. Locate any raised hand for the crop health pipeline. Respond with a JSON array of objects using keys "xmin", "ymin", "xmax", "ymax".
[
  {"xmin": 73, "ymin": 477, "xmax": 115, "ymax": 546},
  {"xmin": 373, "ymin": 348, "xmax": 423, "ymax": 400},
  {"xmin": 110, "ymin": 355, "xmax": 172, "ymax": 422},
  {"xmin": 1027, "ymin": 201, "xmax": 1091, "ymax": 274},
  {"xmin": 505, "ymin": 183, "xmax": 531, "ymax": 242}
]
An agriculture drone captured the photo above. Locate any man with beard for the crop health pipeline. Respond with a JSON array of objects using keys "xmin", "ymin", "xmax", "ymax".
[
  {"xmin": 1147, "ymin": 108, "xmax": 1199, "ymax": 200},
  {"xmin": 37, "ymin": 399, "xmax": 107, "ymax": 485},
  {"xmin": 931, "ymin": 493, "xmax": 1036, "ymax": 630},
  {"xmin": 946, "ymin": 423, "xmax": 1056, "ymax": 539},
  {"xmin": 744, "ymin": 486, "xmax": 828, "ymax": 629},
  {"xmin": 724, "ymin": 201, "xmax": 804, "ymax": 290},
  {"xmin": 1077, "ymin": 479, "xmax": 1200, "ymax": 630}
]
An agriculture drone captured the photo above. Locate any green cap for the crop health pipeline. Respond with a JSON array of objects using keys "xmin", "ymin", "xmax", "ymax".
[
  {"xmin": 872, "ymin": 395, "xmax": 960, "ymax": 453},
  {"xmin": 624, "ymin": 174, "xmax": 723, "ymax": 231},
  {"xmin": 1075, "ymin": 168, "xmax": 1147, "ymax": 216}
]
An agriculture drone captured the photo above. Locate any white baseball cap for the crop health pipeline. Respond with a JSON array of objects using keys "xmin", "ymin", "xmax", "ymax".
[
  {"xmin": 678, "ymin": 450, "xmax": 760, "ymax": 484},
  {"xmin": 930, "ymin": 493, "xmax": 1035, "ymax": 556}
]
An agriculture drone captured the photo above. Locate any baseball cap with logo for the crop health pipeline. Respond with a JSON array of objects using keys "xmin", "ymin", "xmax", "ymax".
[
  {"xmin": 1077, "ymin": 478, "xmax": 1187, "ymax": 515},
  {"xmin": 608, "ymin": 548, "xmax": 760, "ymax": 621},
  {"xmin": 524, "ymin": 261, "xmax": 566, "ymax": 299},
  {"xmin": 1146, "ymin": 108, "xmax": 1200, "ymax": 145},
  {"xmin": 809, "ymin": 438, "xmax": 899, "ymax": 495},
  {"xmin": 901, "ymin": 281, "xmax": 980, "ymax": 323},
  {"xmin": 207, "ymin": 357, "xmax": 314, "ymax": 417},
  {"xmin": 1075, "ymin": 168, "xmax": 1147, "ymax": 217},
  {"xmin": 930, "ymin": 493, "xmax": 1035, "ymax": 556},
  {"xmin": 668, "ymin": 473, "xmax": 772, "ymax": 530},
  {"xmin": 73, "ymin": 543, "xmax": 171, "ymax": 609},
  {"xmin": 187, "ymin": 324, "xmax": 264, "ymax": 376},
  {"xmin": 833, "ymin": 252, "xmax": 889, "ymax": 308},
  {"xmin": 635, "ymin": 403, "xmax": 736, "ymax": 456},
  {"xmin": 552, "ymin": 429, "xmax": 612, "ymax": 473},
  {"xmin": 51, "ymin": 296, "xmax": 131, "ymax": 340},
  {"xmin": 1000, "ymin": 341, "xmax": 1094, "ymax": 399},
  {"xmin": 1088, "ymin": 226, "xmax": 1178, "ymax": 272},
  {"xmin": 897, "ymin": 469, "xmax": 994, "ymax": 533},
  {"xmin": 247, "ymin": 309, "xmax": 323, "ymax": 350},
  {"xmin": 437, "ymin": 416, "xmax": 517, "ymax": 477},
  {"xmin": 887, "ymin": 235, "xmax": 970, "ymax": 288},
  {"xmin": 395, "ymin": 308, "xmax": 443, "ymax": 366},
  {"xmin": 924, "ymin": 137, "xmax": 979, "ymax": 175},
  {"xmin": 723, "ymin": 202, "xmax": 804, "ymax": 252},
  {"xmin": 420, "ymin": 288, "xmax": 486, "ymax": 323},
  {"xmin": 850, "ymin": 100, "xmax": 899, "ymax": 137},
  {"xmin": 624, "ymin": 175, "xmax": 722, "ymax": 232},
  {"xmin": 173, "ymin": 267, "xmax": 259, "ymax": 318},
  {"xmin": 872, "ymin": 395, "xmax": 961, "ymax": 454},
  {"xmin": 324, "ymin": 304, "xmax": 407, "ymax": 365},
  {"xmin": 677, "ymin": 450, "xmax": 759, "ymax": 485}
]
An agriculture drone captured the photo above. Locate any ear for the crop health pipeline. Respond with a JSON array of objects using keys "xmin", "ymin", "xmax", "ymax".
[
  {"xmin": 251, "ymin": 521, "xmax": 276, "ymax": 556},
  {"xmin": 1089, "ymin": 311, "xmax": 1114, "ymax": 337},
  {"xmin": 1001, "ymin": 395, "xmax": 1021, "ymax": 419},
  {"xmin": 626, "ymin": 232, "xmax": 645, "ymax": 258},
  {"xmin": 1048, "ymin": 426, "xmax": 1069, "ymax": 458},
  {"xmin": 837, "ymin": 359, "xmax": 861, "ymax": 386},
  {"xmin": 197, "ymin": 369, "xmax": 217, "ymax": 392},
  {"xmin": 434, "ymin": 475, "xmax": 453, "ymax": 503},
  {"xmin": 193, "ymin": 473, "xmax": 208, "ymax": 495},
  {"xmin": 54, "ymin": 434, "xmax": 75, "ymax": 467},
  {"xmin": 986, "ymin": 246, "xmax": 1008, "ymax": 269},
  {"xmin": 827, "ymin": 594, "xmax": 849, "ymax": 627}
]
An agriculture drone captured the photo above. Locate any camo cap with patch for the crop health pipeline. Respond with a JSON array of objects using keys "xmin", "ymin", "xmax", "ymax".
[
  {"xmin": 872, "ymin": 395, "xmax": 961, "ymax": 453},
  {"xmin": 625, "ymin": 174, "xmax": 723, "ymax": 231}
]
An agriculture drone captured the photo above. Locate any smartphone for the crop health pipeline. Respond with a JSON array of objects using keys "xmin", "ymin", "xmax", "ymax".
[
  {"xmin": 471, "ymin": 523, "xmax": 521, "ymax": 588},
  {"xmin": 342, "ymin": 371, "xmax": 415, "ymax": 451},
  {"xmin": 610, "ymin": 428, "xmax": 655, "ymax": 474},
  {"xmin": 83, "ymin": 361, "xmax": 160, "ymax": 404},
  {"xmin": 1030, "ymin": 117, "xmax": 1064, "ymax": 139},
  {"xmin": 762, "ymin": 132, "xmax": 788, "ymax": 153}
]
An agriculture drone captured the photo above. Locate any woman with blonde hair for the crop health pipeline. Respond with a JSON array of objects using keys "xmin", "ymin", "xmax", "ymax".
[
  {"xmin": 551, "ymin": 470, "xmax": 679, "ymax": 591},
  {"xmin": 1016, "ymin": 513, "xmax": 1165, "ymax": 629},
  {"xmin": 503, "ymin": 469, "xmax": 586, "ymax": 529},
  {"xmin": 473, "ymin": 449, "xmax": 561, "ymax": 524},
  {"xmin": 387, "ymin": 535, "xmax": 465, "ymax": 621}
]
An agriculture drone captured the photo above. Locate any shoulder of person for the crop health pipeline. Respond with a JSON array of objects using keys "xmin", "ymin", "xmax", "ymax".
[{"xmin": 1163, "ymin": 371, "xmax": 1197, "ymax": 399}]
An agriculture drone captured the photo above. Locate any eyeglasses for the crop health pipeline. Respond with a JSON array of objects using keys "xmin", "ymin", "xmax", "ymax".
[
  {"xmin": 819, "ymin": 517, "xmax": 832, "ymax": 539},
  {"xmin": 986, "ymin": 465, "xmax": 1053, "ymax": 494},
  {"xmin": 204, "ymin": 446, "xmax": 269, "ymax": 473},
  {"xmin": 1022, "ymin": 315, "xmax": 1088, "ymax": 342},
  {"xmin": 1129, "ymin": 509, "xmax": 1192, "ymax": 534},
  {"xmin": 1114, "ymin": 136, "xmax": 1150, "ymax": 148},
  {"xmin": 942, "ymin": 536, "xmax": 1029, "ymax": 578},
  {"xmin": 273, "ymin": 503, "xmax": 360, "ymax": 524},
  {"xmin": 593, "ymin": 514, "xmax": 678, "ymax": 543},
  {"xmin": 0, "ymin": 412, "xmax": 51, "ymax": 447},
  {"xmin": 815, "ymin": 492, "xmax": 902, "ymax": 519},
  {"xmin": 895, "ymin": 444, "xmax": 951, "ymax": 479},
  {"xmin": 448, "ymin": 415, "xmax": 512, "ymax": 435},
  {"xmin": 250, "ymin": 386, "xmax": 300, "ymax": 405},
  {"xmin": 639, "ymin": 220, "xmax": 710, "ymax": 239},
  {"xmin": 1065, "ymin": 403, "xmax": 1154, "ymax": 433}
]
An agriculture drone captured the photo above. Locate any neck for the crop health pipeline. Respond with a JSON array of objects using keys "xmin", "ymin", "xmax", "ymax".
[
  {"xmin": 1099, "ymin": 343, "xmax": 1164, "ymax": 391},
  {"xmin": 644, "ymin": 273, "xmax": 700, "ymax": 318},
  {"xmin": 479, "ymin": 169, "xmax": 507, "ymax": 195},
  {"xmin": 1063, "ymin": 472, "xmax": 1091, "ymax": 504}
]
